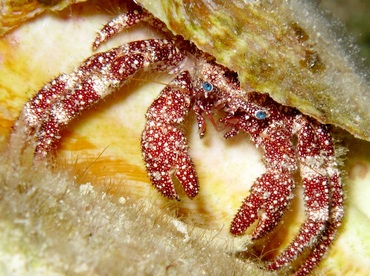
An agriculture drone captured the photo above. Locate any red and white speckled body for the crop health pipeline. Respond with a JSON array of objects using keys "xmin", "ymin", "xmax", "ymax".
[{"xmin": 11, "ymin": 5, "xmax": 343, "ymax": 276}]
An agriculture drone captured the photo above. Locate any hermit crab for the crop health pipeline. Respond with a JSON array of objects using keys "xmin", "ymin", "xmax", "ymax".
[{"xmin": 8, "ymin": 3, "xmax": 348, "ymax": 275}]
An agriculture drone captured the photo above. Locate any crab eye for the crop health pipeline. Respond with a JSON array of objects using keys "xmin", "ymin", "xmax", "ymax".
[
  {"xmin": 255, "ymin": 110, "xmax": 268, "ymax": 120},
  {"xmin": 202, "ymin": 82, "xmax": 213, "ymax": 92}
]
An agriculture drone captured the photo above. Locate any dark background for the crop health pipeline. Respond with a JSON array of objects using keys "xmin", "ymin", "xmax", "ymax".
[{"xmin": 319, "ymin": 0, "xmax": 370, "ymax": 68}]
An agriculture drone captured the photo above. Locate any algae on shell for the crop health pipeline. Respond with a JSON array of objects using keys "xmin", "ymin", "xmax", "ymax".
[{"xmin": 136, "ymin": 0, "xmax": 370, "ymax": 141}]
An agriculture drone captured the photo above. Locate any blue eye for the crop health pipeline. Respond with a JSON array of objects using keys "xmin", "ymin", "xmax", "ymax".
[
  {"xmin": 202, "ymin": 82, "xmax": 213, "ymax": 92},
  {"xmin": 255, "ymin": 110, "xmax": 267, "ymax": 120}
]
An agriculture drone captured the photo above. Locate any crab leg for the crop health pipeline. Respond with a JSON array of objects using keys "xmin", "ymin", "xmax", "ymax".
[
  {"xmin": 230, "ymin": 171, "xmax": 295, "ymax": 237},
  {"xmin": 14, "ymin": 39, "xmax": 185, "ymax": 158},
  {"xmin": 93, "ymin": 4, "xmax": 169, "ymax": 50},
  {"xmin": 14, "ymin": 6, "xmax": 153, "ymax": 139},
  {"xmin": 94, "ymin": 6, "xmax": 150, "ymax": 50},
  {"xmin": 13, "ymin": 51, "xmax": 119, "ymax": 139},
  {"xmin": 295, "ymin": 124, "xmax": 343, "ymax": 276},
  {"xmin": 230, "ymin": 124, "xmax": 297, "ymax": 238},
  {"xmin": 141, "ymin": 71, "xmax": 199, "ymax": 199},
  {"xmin": 267, "ymin": 117, "xmax": 331, "ymax": 272}
]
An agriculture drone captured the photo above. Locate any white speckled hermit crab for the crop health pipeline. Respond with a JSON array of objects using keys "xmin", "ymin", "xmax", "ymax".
[{"xmin": 11, "ymin": 4, "xmax": 343, "ymax": 276}]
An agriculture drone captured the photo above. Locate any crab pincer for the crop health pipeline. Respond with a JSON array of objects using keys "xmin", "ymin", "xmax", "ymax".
[{"xmin": 141, "ymin": 72, "xmax": 199, "ymax": 199}]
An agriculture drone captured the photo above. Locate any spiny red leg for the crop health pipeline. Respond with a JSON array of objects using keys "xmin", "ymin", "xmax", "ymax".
[
  {"xmin": 141, "ymin": 72, "xmax": 199, "ymax": 199},
  {"xmin": 93, "ymin": 5, "xmax": 168, "ymax": 50},
  {"xmin": 15, "ymin": 74, "xmax": 72, "ymax": 136},
  {"xmin": 231, "ymin": 171, "xmax": 295, "ymax": 238},
  {"xmin": 13, "ymin": 0, "xmax": 182, "ymax": 150},
  {"xmin": 24, "ymin": 39, "xmax": 185, "ymax": 157},
  {"xmin": 268, "ymin": 117, "xmax": 330, "ymax": 271},
  {"xmin": 295, "ymin": 125, "xmax": 343, "ymax": 276},
  {"xmin": 16, "ymin": 50, "xmax": 118, "ymax": 136},
  {"xmin": 313, "ymin": 124, "xmax": 343, "ymax": 231},
  {"xmin": 93, "ymin": 6, "xmax": 152, "ymax": 50},
  {"xmin": 228, "ymin": 121, "xmax": 298, "ymax": 239},
  {"xmin": 230, "ymin": 122, "xmax": 298, "ymax": 238},
  {"xmin": 35, "ymin": 78, "xmax": 100, "ymax": 157},
  {"xmin": 192, "ymin": 103, "xmax": 208, "ymax": 138}
]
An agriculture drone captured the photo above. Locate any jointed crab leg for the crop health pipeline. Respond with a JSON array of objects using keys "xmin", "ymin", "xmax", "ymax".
[
  {"xmin": 267, "ymin": 117, "xmax": 331, "ymax": 271},
  {"xmin": 14, "ymin": 50, "xmax": 119, "ymax": 139},
  {"xmin": 92, "ymin": 5, "xmax": 168, "ymax": 50},
  {"xmin": 93, "ymin": 7, "xmax": 150, "ymax": 50},
  {"xmin": 230, "ymin": 123, "xmax": 297, "ymax": 238},
  {"xmin": 15, "ymin": 39, "xmax": 185, "ymax": 158},
  {"xmin": 294, "ymin": 125, "xmax": 343, "ymax": 276}
]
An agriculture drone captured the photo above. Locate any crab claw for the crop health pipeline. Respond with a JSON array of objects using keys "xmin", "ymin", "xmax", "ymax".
[
  {"xmin": 230, "ymin": 172, "xmax": 295, "ymax": 238},
  {"xmin": 141, "ymin": 72, "xmax": 199, "ymax": 200}
]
